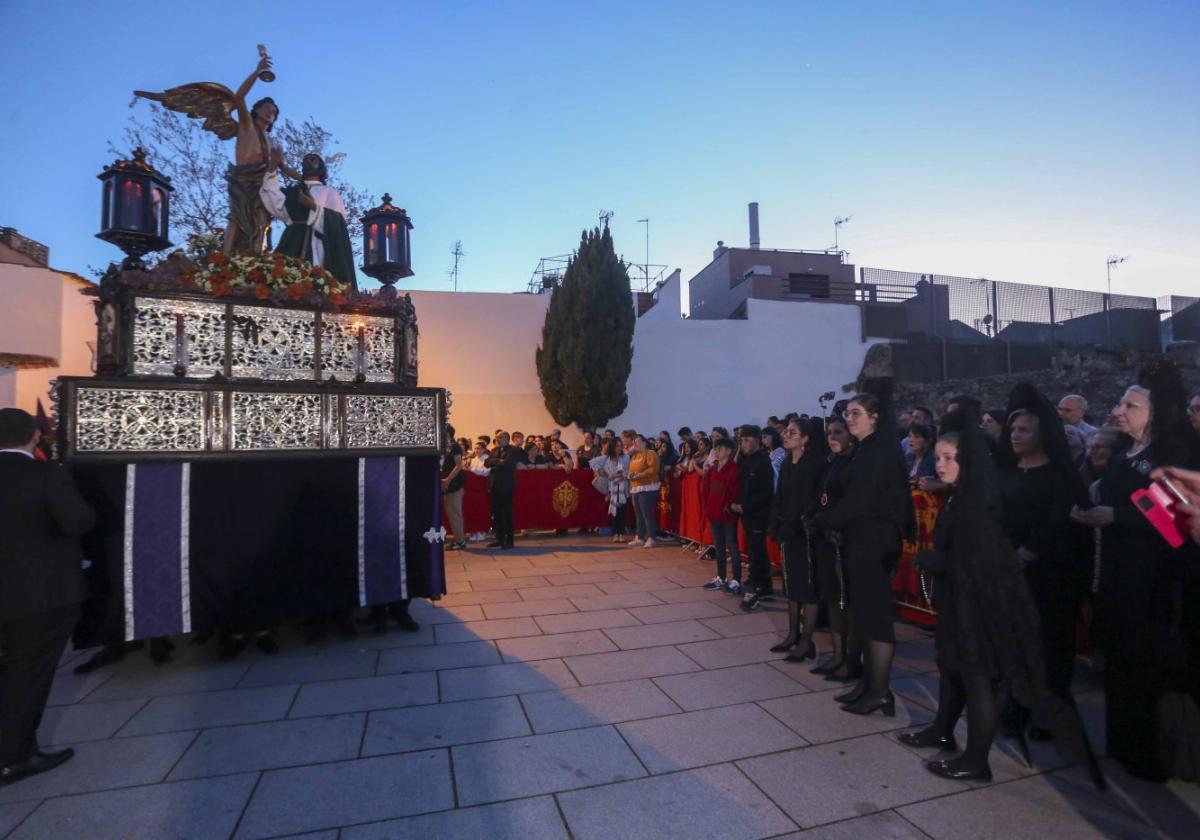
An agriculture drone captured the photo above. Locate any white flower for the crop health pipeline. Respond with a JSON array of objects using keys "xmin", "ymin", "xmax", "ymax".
[{"xmin": 424, "ymin": 525, "xmax": 447, "ymax": 544}]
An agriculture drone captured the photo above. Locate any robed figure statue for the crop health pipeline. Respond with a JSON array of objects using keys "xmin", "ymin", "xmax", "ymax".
[{"xmin": 260, "ymin": 152, "xmax": 358, "ymax": 292}]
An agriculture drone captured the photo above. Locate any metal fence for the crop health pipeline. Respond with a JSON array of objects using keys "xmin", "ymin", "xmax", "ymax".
[
  {"xmin": 1163, "ymin": 295, "xmax": 1200, "ymax": 344},
  {"xmin": 858, "ymin": 267, "xmax": 1161, "ymax": 352}
]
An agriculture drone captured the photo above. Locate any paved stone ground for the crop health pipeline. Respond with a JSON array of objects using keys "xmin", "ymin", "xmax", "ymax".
[{"xmin": 3, "ymin": 535, "xmax": 1199, "ymax": 839}]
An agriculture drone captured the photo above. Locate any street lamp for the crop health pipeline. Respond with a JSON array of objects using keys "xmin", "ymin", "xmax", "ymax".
[
  {"xmin": 96, "ymin": 148, "xmax": 174, "ymax": 270},
  {"xmin": 361, "ymin": 193, "xmax": 414, "ymax": 299}
]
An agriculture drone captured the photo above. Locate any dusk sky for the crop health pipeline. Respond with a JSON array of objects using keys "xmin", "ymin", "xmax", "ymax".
[{"xmin": 2, "ymin": 1, "xmax": 1197, "ymax": 309}]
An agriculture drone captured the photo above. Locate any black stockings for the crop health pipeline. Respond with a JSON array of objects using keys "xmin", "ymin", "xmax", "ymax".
[{"xmin": 923, "ymin": 670, "xmax": 998, "ymax": 772}]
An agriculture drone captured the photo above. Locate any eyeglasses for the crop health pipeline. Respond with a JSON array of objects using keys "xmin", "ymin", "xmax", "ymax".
[{"xmin": 842, "ymin": 409, "xmax": 869, "ymax": 420}]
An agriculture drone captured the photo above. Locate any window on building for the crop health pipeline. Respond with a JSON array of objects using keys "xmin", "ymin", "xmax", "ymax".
[{"xmin": 786, "ymin": 273, "xmax": 831, "ymax": 298}]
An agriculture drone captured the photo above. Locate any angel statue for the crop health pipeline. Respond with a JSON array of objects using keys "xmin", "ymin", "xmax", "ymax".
[{"xmin": 135, "ymin": 49, "xmax": 300, "ymax": 256}]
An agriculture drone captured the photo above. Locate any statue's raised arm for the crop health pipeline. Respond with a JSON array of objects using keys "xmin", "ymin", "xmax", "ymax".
[{"xmin": 134, "ymin": 50, "xmax": 280, "ymax": 255}]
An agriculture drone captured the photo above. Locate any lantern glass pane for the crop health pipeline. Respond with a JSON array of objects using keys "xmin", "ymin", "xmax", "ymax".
[
  {"xmin": 119, "ymin": 177, "xmax": 146, "ymax": 231},
  {"xmin": 366, "ymin": 222, "xmax": 379, "ymax": 265}
]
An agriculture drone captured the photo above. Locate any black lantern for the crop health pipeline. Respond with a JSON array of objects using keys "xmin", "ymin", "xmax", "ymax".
[
  {"xmin": 361, "ymin": 193, "xmax": 414, "ymax": 299},
  {"xmin": 96, "ymin": 148, "xmax": 173, "ymax": 269}
]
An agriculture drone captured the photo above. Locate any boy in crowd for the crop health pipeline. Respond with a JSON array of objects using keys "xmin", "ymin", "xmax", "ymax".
[{"xmin": 701, "ymin": 437, "xmax": 742, "ymax": 595}]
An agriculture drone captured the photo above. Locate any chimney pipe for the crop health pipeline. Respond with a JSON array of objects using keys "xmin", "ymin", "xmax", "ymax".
[{"xmin": 748, "ymin": 202, "xmax": 760, "ymax": 250}]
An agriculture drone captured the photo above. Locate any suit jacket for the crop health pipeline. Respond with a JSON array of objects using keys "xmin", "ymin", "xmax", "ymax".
[
  {"xmin": 486, "ymin": 445, "xmax": 522, "ymax": 493},
  {"xmin": 0, "ymin": 453, "xmax": 95, "ymax": 619}
]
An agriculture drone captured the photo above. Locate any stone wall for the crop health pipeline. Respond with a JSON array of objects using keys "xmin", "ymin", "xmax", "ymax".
[{"xmin": 879, "ymin": 342, "xmax": 1200, "ymax": 420}]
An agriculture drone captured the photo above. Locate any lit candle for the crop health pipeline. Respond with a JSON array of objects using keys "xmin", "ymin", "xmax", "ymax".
[
  {"xmin": 355, "ymin": 323, "xmax": 367, "ymax": 381},
  {"xmin": 174, "ymin": 313, "xmax": 188, "ymax": 376}
]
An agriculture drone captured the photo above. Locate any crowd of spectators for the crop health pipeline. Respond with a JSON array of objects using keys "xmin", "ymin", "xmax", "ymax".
[{"xmin": 443, "ymin": 363, "xmax": 1200, "ymax": 786}]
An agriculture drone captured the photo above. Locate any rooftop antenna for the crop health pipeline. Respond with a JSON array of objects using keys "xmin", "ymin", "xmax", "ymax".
[
  {"xmin": 599, "ymin": 210, "xmax": 614, "ymax": 229},
  {"xmin": 637, "ymin": 218, "xmax": 650, "ymax": 291},
  {"xmin": 1106, "ymin": 254, "xmax": 1129, "ymax": 297},
  {"xmin": 833, "ymin": 215, "xmax": 853, "ymax": 252},
  {"xmin": 448, "ymin": 240, "xmax": 464, "ymax": 292}
]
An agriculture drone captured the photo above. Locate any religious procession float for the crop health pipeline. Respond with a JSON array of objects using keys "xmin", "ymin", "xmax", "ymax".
[{"xmin": 55, "ymin": 48, "xmax": 448, "ymax": 645}]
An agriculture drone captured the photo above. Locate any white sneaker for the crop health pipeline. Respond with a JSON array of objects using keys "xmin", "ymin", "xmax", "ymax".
[
  {"xmin": 703, "ymin": 577, "xmax": 725, "ymax": 591},
  {"xmin": 643, "ymin": 538, "xmax": 656, "ymax": 549},
  {"xmin": 628, "ymin": 538, "xmax": 645, "ymax": 547},
  {"xmin": 611, "ymin": 535, "xmax": 623, "ymax": 543}
]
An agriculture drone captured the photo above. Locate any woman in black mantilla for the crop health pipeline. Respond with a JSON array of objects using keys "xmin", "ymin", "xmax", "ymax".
[
  {"xmin": 1071, "ymin": 359, "xmax": 1200, "ymax": 781},
  {"xmin": 768, "ymin": 417, "xmax": 829, "ymax": 660},
  {"xmin": 807, "ymin": 416, "xmax": 860, "ymax": 681},
  {"xmin": 996, "ymin": 384, "xmax": 1090, "ymax": 735},
  {"xmin": 810, "ymin": 380, "xmax": 914, "ymax": 716},
  {"xmin": 906, "ymin": 412, "xmax": 1094, "ymax": 783}
]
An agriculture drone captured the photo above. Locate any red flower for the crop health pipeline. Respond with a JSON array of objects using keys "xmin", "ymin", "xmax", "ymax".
[
  {"xmin": 254, "ymin": 283, "xmax": 270, "ymax": 300},
  {"xmin": 270, "ymin": 264, "xmax": 287, "ymax": 280},
  {"xmin": 208, "ymin": 252, "xmax": 226, "ymax": 266}
]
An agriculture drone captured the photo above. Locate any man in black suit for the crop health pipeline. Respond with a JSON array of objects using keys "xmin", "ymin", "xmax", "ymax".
[
  {"xmin": 0, "ymin": 408, "xmax": 95, "ymax": 786},
  {"xmin": 486, "ymin": 431, "xmax": 520, "ymax": 549}
]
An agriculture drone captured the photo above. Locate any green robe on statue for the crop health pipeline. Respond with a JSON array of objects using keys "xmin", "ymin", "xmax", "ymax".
[{"xmin": 261, "ymin": 172, "xmax": 359, "ymax": 292}]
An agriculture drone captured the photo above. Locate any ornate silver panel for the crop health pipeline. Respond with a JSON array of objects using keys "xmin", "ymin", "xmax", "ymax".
[
  {"xmin": 322, "ymin": 313, "xmax": 396, "ymax": 383},
  {"xmin": 230, "ymin": 391, "xmax": 323, "ymax": 450},
  {"xmin": 132, "ymin": 297, "xmax": 226, "ymax": 377},
  {"xmin": 74, "ymin": 387, "xmax": 206, "ymax": 452},
  {"xmin": 344, "ymin": 395, "xmax": 438, "ymax": 449},
  {"xmin": 229, "ymin": 306, "xmax": 318, "ymax": 380}
]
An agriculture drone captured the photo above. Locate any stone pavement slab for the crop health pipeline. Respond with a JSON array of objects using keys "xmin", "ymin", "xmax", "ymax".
[
  {"xmin": 675, "ymin": 632, "xmax": 785, "ymax": 668},
  {"xmin": 758, "ymin": 687, "xmax": 932, "ymax": 744},
  {"xmin": 452, "ymin": 725, "xmax": 645, "ymax": 806},
  {"xmin": 618, "ymin": 703, "xmax": 808, "ymax": 773},
  {"xmin": 85, "ymin": 661, "xmax": 251, "ymax": 702},
  {"xmin": 119, "ymin": 684, "xmax": 297, "ymax": 736},
  {"xmin": 288, "ymin": 672, "xmax": 438, "ymax": 718},
  {"xmin": 655, "ymin": 663, "xmax": 807, "ymax": 710},
  {"xmin": 497, "ymin": 629, "xmax": 617, "ymax": 661},
  {"xmin": 168, "ymin": 713, "xmax": 366, "ymax": 779},
  {"xmin": 897, "ymin": 771, "xmax": 1158, "ymax": 839},
  {"xmin": 468, "ymin": 576, "xmax": 547, "ymax": 590},
  {"xmin": 700, "ymin": 611, "xmax": 790, "ymax": 638},
  {"xmin": 0, "ymin": 731, "xmax": 196, "ymax": 805},
  {"xmin": 433, "ymin": 616, "xmax": 542, "ymax": 643},
  {"xmin": 533, "ymin": 608, "xmax": 641, "ymax": 633},
  {"xmin": 361, "ymin": 696, "xmax": 531, "ymax": 755},
  {"xmin": 564, "ymin": 646, "xmax": 701, "ymax": 685},
  {"xmin": 626, "ymin": 600, "xmax": 733, "ymax": 624},
  {"xmin": 0, "ymin": 802, "xmax": 39, "ymax": 838},
  {"xmin": 557, "ymin": 763, "xmax": 796, "ymax": 840},
  {"xmin": 519, "ymin": 679, "xmax": 682, "ymax": 733},
  {"xmin": 737, "ymin": 734, "xmax": 968, "ymax": 829},
  {"xmin": 7, "ymin": 773, "xmax": 258, "ymax": 840},
  {"xmin": 481, "ymin": 598, "xmax": 579, "ymax": 619},
  {"xmin": 235, "ymin": 750, "xmax": 453, "ymax": 839},
  {"xmin": 782, "ymin": 811, "xmax": 931, "ymax": 839},
  {"xmin": 517, "ymin": 583, "xmax": 606, "ymax": 601},
  {"xmin": 439, "ymin": 658, "xmax": 579, "ymax": 702},
  {"xmin": 38, "ymin": 697, "xmax": 146, "ymax": 745},
  {"xmin": 376, "ymin": 639, "xmax": 500, "ymax": 674},
  {"xmin": 341, "ymin": 796, "xmax": 569, "ymax": 840},
  {"xmin": 602, "ymin": 619, "xmax": 722, "ymax": 649},
  {"xmin": 567, "ymin": 590, "xmax": 666, "ymax": 611}
]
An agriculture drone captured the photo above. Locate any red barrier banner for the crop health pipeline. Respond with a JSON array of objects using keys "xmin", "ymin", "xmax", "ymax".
[
  {"xmin": 893, "ymin": 489, "xmax": 944, "ymax": 626},
  {"xmin": 450, "ymin": 470, "xmax": 613, "ymax": 533}
]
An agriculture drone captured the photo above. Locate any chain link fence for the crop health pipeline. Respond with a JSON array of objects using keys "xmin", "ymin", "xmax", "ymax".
[{"xmin": 858, "ymin": 268, "xmax": 1163, "ymax": 382}]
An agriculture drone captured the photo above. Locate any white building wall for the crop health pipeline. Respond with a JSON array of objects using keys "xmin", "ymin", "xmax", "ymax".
[
  {"xmin": 405, "ymin": 290, "xmax": 581, "ymax": 442},
  {"xmin": 610, "ymin": 297, "xmax": 869, "ymax": 434}
]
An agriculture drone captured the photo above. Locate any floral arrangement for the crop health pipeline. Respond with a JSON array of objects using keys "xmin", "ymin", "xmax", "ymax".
[{"xmin": 180, "ymin": 251, "xmax": 350, "ymax": 304}]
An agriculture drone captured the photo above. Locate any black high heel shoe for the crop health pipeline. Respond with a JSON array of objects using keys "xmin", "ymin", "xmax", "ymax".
[
  {"xmin": 824, "ymin": 663, "xmax": 863, "ymax": 683},
  {"xmin": 834, "ymin": 682, "xmax": 867, "ymax": 705},
  {"xmin": 898, "ymin": 728, "xmax": 958, "ymax": 752},
  {"xmin": 924, "ymin": 758, "xmax": 992, "ymax": 783},
  {"xmin": 769, "ymin": 636, "xmax": 800, "ymax": 653},
  {"xmin": 840, "ymin": 691, "xmax": 896, "ymax": 717},
  {"xmin": 784, "ymin": 642, "xmax": 816, "ymax": 663},
  {"xmin": 811, "ymin": 659, "xmax": 839, "ymax": 675}
]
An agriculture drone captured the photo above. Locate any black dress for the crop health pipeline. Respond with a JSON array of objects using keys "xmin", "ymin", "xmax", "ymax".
[
  {"xmin": 1095, "ymin": 442, "xmax": 1190, "ymax": 780},
  {"xmin": 770, "ymin": 449, "xmax": 825, "ymax": 603},
  {"xmin": 999, "ymin": 463, "xmax": 1082, "ymax": 700},
  {"xmin": 811, "ymin": 454, "xmax": 853, "ymax": 607},
  {"xmin": 817, "ymin": 432, "xmax": 912, "ymax": 643}
]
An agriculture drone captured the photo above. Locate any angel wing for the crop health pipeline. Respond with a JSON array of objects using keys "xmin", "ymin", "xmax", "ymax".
[{"xmin": 134, "ymin": 83, "xmax": 240, "ymax": 140}]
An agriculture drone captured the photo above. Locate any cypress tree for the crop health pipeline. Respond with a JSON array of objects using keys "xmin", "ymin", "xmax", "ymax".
[{"xmin": 535, "ymin": 226, "xmax": 635, "ymax": 430}]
